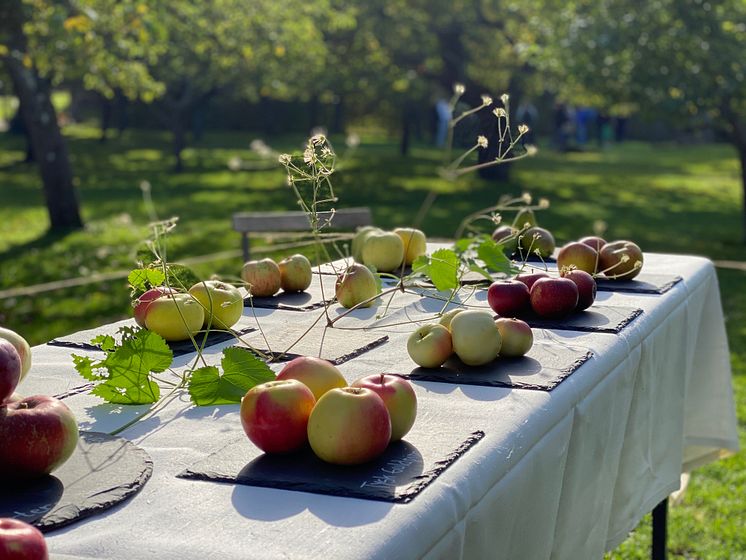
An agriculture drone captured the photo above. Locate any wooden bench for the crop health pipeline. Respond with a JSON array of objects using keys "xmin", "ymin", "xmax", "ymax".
[{"xmin": 232, "ymin": 207, "xmax": 373, "ymax": 262}]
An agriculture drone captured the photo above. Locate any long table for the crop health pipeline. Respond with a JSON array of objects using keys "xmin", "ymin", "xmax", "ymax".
[{"xmin": 16, "ymin": 251, "xmax": 740, "ymax": 559}]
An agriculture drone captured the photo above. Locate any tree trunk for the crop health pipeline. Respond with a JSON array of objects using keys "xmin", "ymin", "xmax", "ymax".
[
  {"xmin": 172, "ymin": 115, "xmax": 187, "ymax": 172},
  {"xmin": 100, "ymin": 95, "xmax": 112, "ymax": 143},
  {"xmin": 1, "ymin": 1, "xmax": 83, "ymax": 230},
  {"xmin": 738, "ymin": 145, "xmax": 746, "ymax": 244}
]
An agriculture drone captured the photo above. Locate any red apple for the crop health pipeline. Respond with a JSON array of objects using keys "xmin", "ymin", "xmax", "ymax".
[
  {"xmin": 275, "ymin": 356, "xmax": 347, "ymax": 401},
  {"xmin": 557, "ymin": 241, "xmax": 599, "ymax": 274},
  {"xmin": 599, "ymin": 240, "xmax": 644, "ymax": 280},
  {"xmin": 241, "ymin": 258, "xmax": 282, "ymax": 297},
  {"xmin": 351, "ymin": 374, "xmax": 417, "ymax": 441},
  {"xmin": 133, "ymin": 286, "xmax": 177, "ymax": 328},
  {"xmin": 0, "ymin": 396, "xmax": 79, "ymax": 480},
  {"xmin": 530, "ymin": 277, "xmax": 579, "ymax": 318},
  {"xmin": 579, "ymin": 236, "xmax": 607, "ymax": 252},
  {"xmin": 407, "ymin": 324, "xmax": 453, "ymax": 368},
  {"xmin": 487, "ymin": 280, "xmax": 530, "ymax": 317},
  {"xmin": 514, "ymin": 271, "xmax": 550, "ymax": 291},
  {"xmin": 278, "ymin": 254, "xmax": 313, "ymax": 293},
  {"xmin": 307, "ymin": 387, "xmax": 391, "ymax": 465},
  {"xmin": 0, "ymin": 340, "xmax": 22, "ymax": 404},
  {"xmin": 491, "ymin": 225, "xmax": 519, "ymax": 255},
  {"xmin": 240, "ymin": 379, "xmax": 316, "ymax": 454},
  {"xmin": 561, "ymin": 269, "xmax": 597, "ymax": 311},
  {"xmin": 519, "ymin": 226, "xmax": 555, "ymax": 259},
  {"xmin": 495, "ymin": 318, "xmax": 534, "ymax": 357},
  {"xmin": 0, "ymin": 518, "xmax": 48, "ymax": 560},
  {"xmin": 0, "ymin": 327, "xmax": 32, "ymax": 382}
]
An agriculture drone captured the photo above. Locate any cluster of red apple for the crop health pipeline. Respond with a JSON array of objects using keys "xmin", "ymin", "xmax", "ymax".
[
  {"xmin": 240, "ymin": 253, "xmax": 313, "ymax": 297},
  {"xmin": 134, "ymin": 278, "xmax": 247, "ymax": 342},
  {"xmin": 407, "ymin": 309, "xmax": 534, "ymax": 368},
  {"xmin": 0, "ymin": 327, "xmax": 79, "ymax": 484},
  {"xmin": 0, "ymin": 518, "xmax": 49, "ymax": 560},
  {"xmin": 240, "ymin": 356, "xmax": 417, "ymax": 466},
  {"xmin": 557, "ymin": 237, "xmax": 644, "ymax": 280}
]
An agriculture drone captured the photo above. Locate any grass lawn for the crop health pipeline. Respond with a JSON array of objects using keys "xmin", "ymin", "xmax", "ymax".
[{"xmin": 1, "ymin": 125, "xmax": 744, "ymax": 558}]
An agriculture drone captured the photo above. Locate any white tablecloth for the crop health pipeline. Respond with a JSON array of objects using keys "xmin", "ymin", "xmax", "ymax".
[{"xmin": 16, "ymin": 252, "xmax": 739, "ymax": 559}]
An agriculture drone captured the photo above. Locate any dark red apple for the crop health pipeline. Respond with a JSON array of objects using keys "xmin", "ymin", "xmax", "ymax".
[
  {"xmin": 0, "ymin": 396, "xmax": 79, "ymax": 480},
  {"xmin": 514, "ymin": 271, "xmax": 550, "ymax": 291},
  {"xmin": 487, "ymin": 280, "xmax": 530, "ymax": 317},
  {"xmin": 0, "ymin": 518, "xmax": 48, "ymax": 560},
  {"xmin": 561, "ymin": 269, "xmax": 597, "ymax": 311},
  {"xmin": 530, "ymin": 277, "xmax": 579, "ymax": 318},
  {"xmin": 351, "ymin": 374, "xmax": 417, "ymax": 442},
  {"xmin": 579, "ymin": 236, "xmax": 607, "ymax": 252},
  {"xmin": 491, "ymin": 225, "xmax": 519, "ymax": 255},
  {"xmin": 495, "ymin": 318, "xmax": 533, "ymax": 357},
  {"xmin": 0, "ymin": 340, "xmax": 22, "ymax": 405},
  {"xmin": 599, "ymin": 240, "xmax": 644, "ymax": 280},
  {"xmin": 557, "ymin": 242, "xmax": 599, "ymax": 274}
]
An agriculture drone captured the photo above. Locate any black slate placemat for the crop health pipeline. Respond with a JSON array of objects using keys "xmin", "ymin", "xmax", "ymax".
[
  {"xmin": 244, "ymin": 273, "xmax": 338, "ymax": 311},
  {"xmin": 518, "ymin": 305, "xmax": 643, "ymax": 334},
  {"xmin": 0, "ymin": 432, "xmax": 152, "ymax": 532},
  {"xmin": 399, "ymin": 341, "xmax": 594, "ymax": 391},
  {"xmin": 48, "ymin": 321, "xmax": 256, "ymax": 357},
  {"xmin": 595, "ymin": 273, "xmax": 682, "ymax": 295},
  {"xmin": 178, "ymin": 428, "xmax": 484, "ymax": 503}
]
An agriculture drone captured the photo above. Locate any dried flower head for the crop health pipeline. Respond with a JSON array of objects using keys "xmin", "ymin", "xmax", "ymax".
[
  {"xmin": 492, "ymin": 107, "xmax": 507, "ymax": 118},
  {"xmin": 477, "ymin": 135, "xmax": 489, "ymax": 148},
  {"xmin": 518, "ymin": 124, "xmax": 530, "ymax": 134},
  {"xmin": 310, "ymin": 134, "xmax": 326, "ymax": 146},
  {"xmin": 453, "ymin": 83, "xmax": 466, "ymax": 95},
  {"xmin": 303, "ymin": 147, "xmax": 316, "ymax": 165},
  {"xmin": 522, "ymin": 192, "xmax": 533, "ymax": 204},
  {"xmin": 139, "ymin": 180, "xmax": 151, "ymax": 194},
  {"xmin": 278, "ymin": 153, "xmax": 292, "ymax": 165},
  {"xmin": 346, "ymin": 133, "xmax": 360, "ymax": 148},
  {"xmin": 500, "ymin": 93, "xmax": 510, "ymax": 105},
  {"xmin": 526, "ymin": 145, "xmax": 539, "ymax": 156},
  {"xmin": 227, "ymin": 156, "xmax": 242, "ymax": 171},
  {"xmin": 538, "ymin": 197, "xmax": 550, "ymax": 209},
  {"xmin": 481, "ymin": 94, "xmax": 493, "ymax": 106}
]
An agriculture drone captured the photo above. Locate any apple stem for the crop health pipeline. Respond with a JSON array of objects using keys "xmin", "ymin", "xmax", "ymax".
[{"xmin": 380, "ymin": 373, "xmax": 384, "ymax": 385}]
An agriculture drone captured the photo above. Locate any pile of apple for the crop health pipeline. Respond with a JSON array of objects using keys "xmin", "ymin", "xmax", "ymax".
[
  {"xmin": 240, "ymin": 253, "xmax": 313, "ymax": 297},
  {"xmin": 351, "ymin": 226, "xmax": 427, "ymax": 273},
  {"xmin": 492, "ymin": 208, "xmax": 556, "ymax": 260},
  {"xmin": 556, "ymin": 237, "xmax": 644, "ymax": 280},
  {"xmin": 240, "ymin": 356, "xmax": 417, "ymax": 466},
  {"xmin": 407, "ymin": 309, "xmax": 534, "ymax": 368},
  {"xmin": 0, "ymin": 327, "xmax": 79, "ymax": 482}
]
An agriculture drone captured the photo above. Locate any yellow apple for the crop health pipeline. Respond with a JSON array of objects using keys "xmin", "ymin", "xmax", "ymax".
[
  {"xmin": 449, "ymin": 310, "xmax": 502, "ymax": 366},
  {"xmin": 241, "ymin": 258, "xmax": 281, "ymax": 297},
  {"xmin": 335, "ymin": 264, "xmax": 379, "ymax": 308},
  {"xmin": 278, "ymin": 254, "xmax": 313, "ymax": 293},
  {"xmin": 361, "ymin": 231, "xmax": 404, "ymax": 273},
  {"xmin": 275, "ymin": 356, "xmax": 347, "ymax": 401},
  {"xmin": 188, "ymin": 280, "xmax": 243, "ymax": 330},
  {"xmin": 394, "ymin": 227, "xmax": 427, "ymax": 265},
  {"xmin": 144, "ymin": 293, "xmax": 205, "ymax": 342}
]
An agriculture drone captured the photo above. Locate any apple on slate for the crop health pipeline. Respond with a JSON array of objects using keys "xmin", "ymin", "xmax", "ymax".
[
  {"xmin": 351, "ymin": 226, "xmax": 382, "ymax": 263},
  {"xmin": 188, "ymin": 280, "xmax": 243, "ymax": 330},
  {"xmin": 335, "ymin": 263, "xmax": 379, "ymax": 309},
  {"xmin": 278, "ymin": 254, "xmax": 313, "ymax": 293},
  {"xmin": 362, "ymin": 230, "xmax": 405, "ymax": 273},
  {"xmin": 579, "ymin": 236, "xmax": 607, "ymax": 252},
  {"xmin": 0, "ymin": 395, "xmax": 79, "ymax": 480},
  {"xmin": 394, "ymin": 227, "xmax": 427, "ymax": 265},
  {"xmin": 240, "ymin": 379, "xmax": 316, "ymax": 454},
  {"xmin": 530, "ymin": 277, "xmax": 579, "ymax": 318},
  {"xmin": 557, "ymin": 241, "xmax": 599, "ymax": 274},
  {"xmin": 514, "ymin": 271, "xmax": 550, "ymax": 291},
  {"xmin": 275, "ymin": 356, "xmax": 347, "ymax": 401},
  {"xmin": 0, "ymin": 326, "xmax": 32, "ymax": 382},
  {"xmin": 599, "ymin": 240, "xmax": 644, "ymax": 280},
  {"xmin": 561, "ymin": 268, "xmax": 597, "ymax": 311},
  {"xmin": 495, "ymin": 318, "xmax": 533, "ymax": 358},
  {"xmin": 307, "ymin": 387, "xmax": 391, "ymax": 465},
  {"xmin": 133, "ymin": 286, "xmax": 178, "ymax": 328},
  {"xmin": 241, "ymin": 258, "xmax": 282, "ymax": 297},
  {"xmin": 144, "ymin": 293, "xmax": 205, "ymax": 342},
  {"xmin": 438, "ymin": 308, "xmax": 464, "ymax": 330},
  {"xmin": 0, "ymin": 518, "xmax": 48, "ymax": 560},
  {"xmin": 491, "ymin": 225, "xmax": 519, "ymax": 256},
  {"xmin": 519, "ymin": 227, "xmax": 555, "ymax": 259},
  {"xmin": 352, "ymin": 374, "xmax": 417, "ymax": 441},
  {"xmin": 487, "ymin": 280, "xmax": 530, "ymax": 317},
  {"xmin": 0, "ymin": 340, "xmax": 22, "ymax": 404},
  {"xmin": 449, "ymin": 310, "xmax": 502, "ymax": 366},
  {"xmin": 407, "ymin": 324, "xmax": 453, "ymax": 368}
]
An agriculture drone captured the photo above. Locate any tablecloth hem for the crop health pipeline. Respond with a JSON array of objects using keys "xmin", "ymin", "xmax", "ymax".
[{"xmin": 682, "ymin": 444, "xmax": 739, "ymax": 473}]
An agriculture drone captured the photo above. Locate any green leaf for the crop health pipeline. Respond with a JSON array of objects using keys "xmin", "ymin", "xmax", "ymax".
[
  {"xmin": 128, "ymin": 268, "xmax": 165, "ymax": 292},
  {"xmin": 188, "ymin": 347, "xmax": 275, "ymax": 405},
  {"xmin": 477, "ymin": 238, "xmax": 513, "ymax": 275},
  {"xmin": 468, "ymin": 262, "xmax": 494, "ymax": 282},
  {"xmin": 453, "ymin": 237, "xmax": 474, "ymax": 253},
  {"xmin": 91, "ymin": 334, "xmax": 117, "ymax": 352},
  {"xmin": 72, "ymin": 354, "xmax": 102, "ymax": 381},
  {"xmin": 426, "ymin": 248, "xmax": 461, "ymax": 291}
]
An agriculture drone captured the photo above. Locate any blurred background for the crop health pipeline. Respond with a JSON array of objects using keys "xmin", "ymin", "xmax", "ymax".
[{"xmin": 1, "ymin": 1, "xmax": 745, "ymax": 557}]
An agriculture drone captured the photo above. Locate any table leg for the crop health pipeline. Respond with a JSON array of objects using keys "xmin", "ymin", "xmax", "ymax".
[{"xmin": 652, "ymin": 497, "xmax": 668, "ymax": 560}]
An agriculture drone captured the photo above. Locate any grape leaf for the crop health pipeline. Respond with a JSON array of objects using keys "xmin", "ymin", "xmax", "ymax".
[
  {"xmin": 128, "ymin": 268, "xmax": 166, "ymax": 292},
  {"xmin": 72, "ymin": 327, "xmax": 173, "ymax": 405},
  {"xmin": 476, "ymin": 238, "xmax": 514, "ymax": 275},
  {"xmin": 412, "ymin": 248, "xmax": 460, "ymax": 291},
  {"xmin": 188, "ymin": 347, "xmax": 275, "ymax": 405},
  {"xmin": 468, "ymin": 262, "xmax": 494, "ymax": 282}
]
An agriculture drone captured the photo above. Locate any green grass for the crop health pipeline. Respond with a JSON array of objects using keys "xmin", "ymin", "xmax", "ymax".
[{"xmin": 1, "ymin": 125, "xmax": 744, "ymax": 557}]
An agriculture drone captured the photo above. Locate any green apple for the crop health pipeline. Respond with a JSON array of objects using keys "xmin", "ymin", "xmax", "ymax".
[
  {"xmin": 351, "ymin": 226, "xmax": 382, "ymax": 262},
  {"xmin": 144, "ymin": 293, "xmax": 205, "ymax": 342},
  {"xmin": 241, "ymin": 258, "xmax": 281, "ymax": 297},
  {"xmin": 307, "ymin": 387, "xmax": 391, "ymax": 465},
  {"xmin": 0, "ymin": 326, "xmax": 32, "ymax": 382},
  {"xmin": 394, "ymin": 227, "xmax": 427, "ymax": 265},
  {"xmin": 188, "ymin": 280, "xmax": 243, "ymax": 330},
  {"xmin": 278, "ymin": 254, "xmax": 313, "ymax": 293},
  {"xmin": 275, "ymin": 356, "xmax": 347, "ymax": 401},
  {"xmin": 512, "ymin": 207, "xmax": 538, "ymax": 230},
  {"xmin": 407, "ymin": 324, "xmax": 453, "ymax": 368},
  {"xmin": 438, "ymin": 308, "xmax": 464, "ymax": 330},
  {"xmin": 599, "ymin": 240, "xmax": 644, "ymax": 280},
  {"xmin": 519, "ymin": 226, "xmax": 555, "ymax": 259},
  {"xmin": 491, "ymin": 225, "xmax": 519, "ymax": 255},
  {"xmin": 351, "ymin": 374, "xmax": 417, "ymax": 442},
  {"xmin": 495, "ymin": 317, "xmax": 533, "ymax": 357},
  {"xmin": 449, "ymin": 310, "xmax": 502, "ymax": 366},
  {"xmin": 557, "ymin": 241, "xmax": 599, "ymax": 274},
  {"xmin": 361, "ymin": 230, "xmax": 405, "ymax": 273},
  {"xmin": 335, "ymin": 264, "xmax": 379, "ymax": 308}
]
